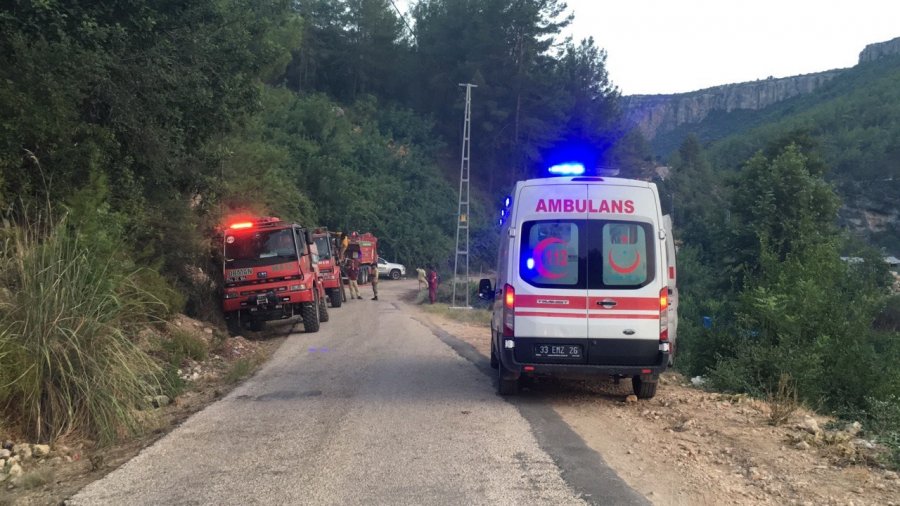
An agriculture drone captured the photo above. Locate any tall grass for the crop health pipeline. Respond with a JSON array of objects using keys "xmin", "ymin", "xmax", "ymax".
[{"xmin": 0, "ymin": 217, "xmax": 165, "ymax": 443}]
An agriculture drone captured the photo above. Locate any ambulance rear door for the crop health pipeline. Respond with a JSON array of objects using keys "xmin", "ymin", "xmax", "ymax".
[
  {"xmin": 513, "ymin": 182, "xmax": 589, "ymax": 348},
  {"xmin": 585, "ymin": 181, "xmax": 663, "ymax": 366}
]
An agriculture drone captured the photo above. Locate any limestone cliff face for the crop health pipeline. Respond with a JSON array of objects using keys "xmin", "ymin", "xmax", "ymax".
[
  {"xmin": 624, "ymin": 71, "xmax": 841, "ymax": 140},
  {"xmin": 625, "ymin": 36, "xmax": 900, "ymax": 140},
  {"xmin": 859, "ymin": 36, "xmax": 900, "ymax": 63}
]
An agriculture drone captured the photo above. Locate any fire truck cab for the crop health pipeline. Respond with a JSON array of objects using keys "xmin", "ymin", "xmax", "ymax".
[
  {"xmin": 479, "ymin": 175, "xmax": 674, "ymax": 398},
  {"xmin": 222, "ymin": 217, "xmax": 329, "ymax": 333},
  {"xmin": 311, "ymin": 228, "xmax": 345, "ymax": 308}
]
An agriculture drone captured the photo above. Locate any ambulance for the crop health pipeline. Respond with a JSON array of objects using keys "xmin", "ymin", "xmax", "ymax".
[{"xmin": 478, "ymin": 172, "xmax": 675, "ymax": 398}]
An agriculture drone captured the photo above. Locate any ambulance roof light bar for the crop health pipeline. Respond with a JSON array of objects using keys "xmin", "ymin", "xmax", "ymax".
[{"xmin": 547, "ymin": 162, "xmax": 585, "ymax": 176}]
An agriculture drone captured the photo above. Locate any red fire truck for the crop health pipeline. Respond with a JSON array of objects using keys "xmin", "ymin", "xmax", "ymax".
[
  {"xmin": 345, "ymin": 232, "xmax": 378, "ymax": 284},
  {"xmin": 222, "ymin": 217, "xmax": 329, "ymax": 332},
  {"xmin": 311, "ymin": 228, "xmax": 345, "ymax": 307}
]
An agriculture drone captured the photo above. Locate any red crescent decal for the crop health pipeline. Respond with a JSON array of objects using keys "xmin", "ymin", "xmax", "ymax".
[
  {"xmin": 608, "ymin": 250, "xmax": 641, "ymax": 274},
  {"xmin": 533, "ymin": 237, "xmax": 565, "ymax": 279}
]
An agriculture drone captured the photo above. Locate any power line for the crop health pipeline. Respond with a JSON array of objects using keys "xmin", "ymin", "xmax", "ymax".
[{"xmin": 388, "ymin": 0, "xmax": 415, "ymax": 37}]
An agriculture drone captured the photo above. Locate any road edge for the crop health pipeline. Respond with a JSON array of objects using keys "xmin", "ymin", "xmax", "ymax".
[{"xmin": 409, "ymin": 311, "xmax": 650, "ymax": 506}]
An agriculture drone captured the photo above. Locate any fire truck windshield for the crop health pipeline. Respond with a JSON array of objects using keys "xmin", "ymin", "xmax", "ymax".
[
  {"xmin": 313, "ymin": 236, "xmax": 332, "ymax": 260},
  {"xmin": 225, "ymin": 228, "xmax": 297, "ymax": 268}
]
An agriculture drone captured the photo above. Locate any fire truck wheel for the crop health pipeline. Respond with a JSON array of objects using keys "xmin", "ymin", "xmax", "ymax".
[
  {"xmin": 318, "ymin": 292, "xmax": 330, "ymax": 322},
  {"xmin": 301, "ymin": 301, "xmax": 320, "ymax": 333},
  {"xmin": 329, "ymin": 288, "xmax": 343, "ymax": 308},
  {"xmin": 226, "ymin": 314, "xmax": 242, "ymax": 336},
  {"xmin": 249, "ymin": 319, "xmax": 265, "ymax": 332},
  {"xmin": 632, "ymin": 375, "xmax": 658, "ymax": 399}
]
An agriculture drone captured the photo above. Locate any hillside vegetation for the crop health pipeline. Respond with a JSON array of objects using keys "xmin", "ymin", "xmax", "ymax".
[
  {"xmin": 652, "ymin": 55, "xmax": 900, "ymax": 250},
  {"xmin": 0, "ymin": 0, "xmax": 630, "ymax": 442}
]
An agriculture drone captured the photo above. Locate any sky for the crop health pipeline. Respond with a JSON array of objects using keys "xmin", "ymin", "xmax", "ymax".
[
  {"xmin": 394, "ymin": 0, "xmax": 900, "ymax": 96},
  {"xmin": 563, "ymin": 0, "xmax": 900, "ymax": 95}
]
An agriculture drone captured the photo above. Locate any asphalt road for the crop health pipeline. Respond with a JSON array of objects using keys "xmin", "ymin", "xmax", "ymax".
[{"xmin": 71, "ymin": 280, "xmax": 646, "ymax": 505}]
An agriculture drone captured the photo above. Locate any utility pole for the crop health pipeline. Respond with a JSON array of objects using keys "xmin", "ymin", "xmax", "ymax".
[{"xmin": 452, "ymin": 83, "xmax": 476, "ymax": 309}]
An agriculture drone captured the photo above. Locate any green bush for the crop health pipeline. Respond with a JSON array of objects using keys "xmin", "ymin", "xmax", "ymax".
[
  {"xmin": 133, "ymin": 268, "xmax": 186, "ymax": 319},
  {"xmin": 163, "ymin": 330, "xmax": 209, "ymax": 364},
  {"xmin": 0, "ymin": 219, "xmax": 165, "ymax": 443},
  {"xmin": 875, "ymin": 294, "xmax": 900, "ymax": 332}
]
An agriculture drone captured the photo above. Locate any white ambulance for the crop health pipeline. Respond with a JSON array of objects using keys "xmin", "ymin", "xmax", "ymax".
[{"xmin": 478, "ymin": 175, "xmax": 674, "ymax": 398}]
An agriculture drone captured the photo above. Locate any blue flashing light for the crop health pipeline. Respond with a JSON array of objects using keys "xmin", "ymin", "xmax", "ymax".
[
  {"xmin": 500, "ymin": 209, "xmax": 506, "ymax": 217},
  {"xmin": 548, "ymin": 162, "xmax": 585, "ymax": 176},
  {"xmin": 526, "ymin": 258, "xmax": 535, "ymax": 270},
  {"xmin": 504, "ymin": 196, "xmax": 512, "ymax": 208},
  {"xmin": 498, "ymin": 217, "xmax": 504, "ymax": 226}
]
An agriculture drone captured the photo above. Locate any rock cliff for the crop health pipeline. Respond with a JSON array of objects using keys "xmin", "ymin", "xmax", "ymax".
[
  {"xmin": 859, "ymin": 36, "xmax": 900, "ymax": 63},
  {"xmin": 625, "ymin": 36, "xmax": 900, "ymax": 140}
]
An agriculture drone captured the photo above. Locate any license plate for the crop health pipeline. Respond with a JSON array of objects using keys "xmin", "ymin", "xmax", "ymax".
[{"xmin": 534, "ymin": 344, "xmax": 582, "ymax": 359}]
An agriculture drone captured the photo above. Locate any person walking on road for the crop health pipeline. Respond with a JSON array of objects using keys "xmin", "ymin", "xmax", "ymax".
[
  {"xmin": 416, "ymin": 267, "xmax": 427, "ymax": 290},
  {"xmin": 346, "ymin": 259, "xmax": 362, "ymax": 300},
  {"xmin": 370, "ymin": 262, "xmax": 379, "ymax": 300},
  {"xmin": 427, "ymin": 266, "xmax": 439, "ymax": 304}
]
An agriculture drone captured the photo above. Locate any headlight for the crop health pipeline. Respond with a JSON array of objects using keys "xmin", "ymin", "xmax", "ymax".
[{"xmin": 289, "ymin": 284, "xmax": 307, "ymax": 291}]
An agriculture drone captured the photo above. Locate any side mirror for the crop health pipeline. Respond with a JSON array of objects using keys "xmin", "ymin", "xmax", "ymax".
[
  {"xmin": 305, "ymin": 230, "xmax": 314, "ymax": 246},
  {"xmin": 477, "ymin": 279, "xmax": 494, "ymax": 301}
]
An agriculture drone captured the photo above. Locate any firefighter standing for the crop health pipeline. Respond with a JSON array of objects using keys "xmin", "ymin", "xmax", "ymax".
[
  {"xmin": 340, "ymin": 231, "xmax": 351, "ymax": 260},
  {"xmin": 346, "ymin": 259, "xmax": 362, "ymax": 300},
  {"xmin": 416, "ymin": 267, "xmax": 427, "ymax": 290},
  {"xmin": 427, "ymin": 266, "xmax": 438, "ymax": 304},
  {"xmin": 370, "ymin": 262, "xmax": 379, "ymax": 300}
]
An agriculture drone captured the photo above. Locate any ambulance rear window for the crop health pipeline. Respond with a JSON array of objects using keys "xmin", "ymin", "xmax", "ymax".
[
  {"xmin": 592, "ymin": 222, "xmax": 653, "ymax": 287},
  {"xmin": 519, "ymin": 220, "xmax": 654, "ymax": 290},
  {"xmin": 520, "ymin": 221, "xmax": 585, "ymax": 289}
]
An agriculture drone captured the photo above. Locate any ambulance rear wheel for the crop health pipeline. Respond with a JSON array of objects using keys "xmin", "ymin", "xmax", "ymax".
[
  {"xmin": 318, "ymin": 291, "xmax": 330, "ymax": 322},
  {"xmin": 329, "ymin": 288, "xmax": 343, "ymax": 308},
  {"xmin": 490, "ymin": 337, "xmax": 499, "ymax": 369},
  {"xmin": 301, "ymin": 301, "xmax": 320, "ymax": 333},
  {"xmin": 497, "ymin": 356, "xmax": 518, "ymax": 396},
  {"xmin": 632, "ymin": 375, "xmax": 658, "ymax": 399}
]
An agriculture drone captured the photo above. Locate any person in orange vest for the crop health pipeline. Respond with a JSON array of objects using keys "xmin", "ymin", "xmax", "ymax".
[{"xmin": 427, "ymin": 266, "xmax": 439, "ymax": 304}]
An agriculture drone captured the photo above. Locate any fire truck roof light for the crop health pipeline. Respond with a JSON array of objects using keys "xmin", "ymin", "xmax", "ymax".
[
  {"xmin": 229, "ymin": 222, "xmax": 254, "ymax": 230},
  {"xmin": 548, "ymin": 162, "xmax": 585, "ymax": 175},
  {"xmin": 504, "ymin": 196, "xmax": 512, "ymax": 208}
]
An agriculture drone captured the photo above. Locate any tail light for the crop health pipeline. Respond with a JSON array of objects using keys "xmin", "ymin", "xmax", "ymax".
[
  {"xmin": 659, "ymin": 287, "xmax": 669, "ymax": 341},
  {"xmin": 502, "ymin": 284, "xmax": 515, "ymax": 337}
]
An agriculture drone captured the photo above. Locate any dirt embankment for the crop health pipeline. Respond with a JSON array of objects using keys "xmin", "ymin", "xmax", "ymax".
[
  {"xmin": 416, "ymin": 305, "xmax": 900, "ymax": 506},
  {"xmin": 0, "ymin": 315, "xmax": 287, "ymax": 506}
]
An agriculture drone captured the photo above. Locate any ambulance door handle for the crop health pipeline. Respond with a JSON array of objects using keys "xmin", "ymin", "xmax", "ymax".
[{"xmin": 597, "ymin": 299, "xmax": 617, "ymax": 308}]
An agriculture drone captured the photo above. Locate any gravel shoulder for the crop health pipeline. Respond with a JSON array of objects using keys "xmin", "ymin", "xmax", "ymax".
[{"xmin": 408, "ymin": 283, "xmax": 900, "ymax": 506}]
